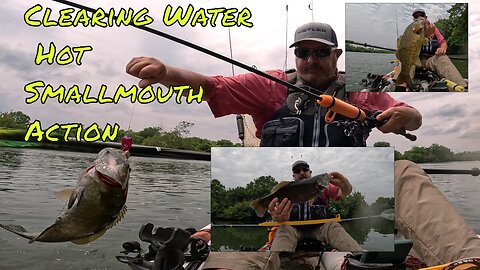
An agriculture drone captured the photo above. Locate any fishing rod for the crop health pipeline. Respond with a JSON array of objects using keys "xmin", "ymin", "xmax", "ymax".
[
  {"xmin": 347, "ymin": 41, "xmax": 467, "ymax": 61},
  {"xmin": 213, "ymin": 213, "xmax": 388, "ymax": 228},
  {"xmin": 52, "ymin": 0, "xmax": 416, "ymax": 141},
  {"xmin": 347, "ymin": 41, "xmax": 396, "ymax": 52},
  {"xmin": 51, "ymin": 0, "xmax": 321, "ymax": 100},
  {"xmin": 423, "ymin": 167, "xmax": 480, "ymax": 176},
  {"xmin": 316, "ymin": 95, "xmax": 417, "ymax": 141}
]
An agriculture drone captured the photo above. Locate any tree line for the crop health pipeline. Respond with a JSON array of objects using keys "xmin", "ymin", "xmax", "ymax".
[
  {"xmin": 0, "ymin": 111, "xmax": 239, "ymax": 151},
  {"xmin": 345, "ymin": 41, "xmax": 393, "ymax": 54},
  {"xmin": 373, "ymin": 141, "xmax": 480, "ymax": 163},
  {"xmin": 212, "ymin": 176, "xmax": 394, "ymax": 222}
]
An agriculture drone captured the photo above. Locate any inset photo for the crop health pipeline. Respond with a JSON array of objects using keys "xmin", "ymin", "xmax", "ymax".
[
  {"xmin": 211, "ymin": 147, "xmax": 395, "ymax": 252},
  {"xmin": 345, "ymin": 3, "xmax": 468, "ymax": 92}
]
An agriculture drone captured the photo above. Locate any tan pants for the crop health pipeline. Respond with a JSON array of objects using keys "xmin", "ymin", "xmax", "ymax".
[
  {"xmin": 203, "ymin": 251, "xmax": 281, "ymax": 270},
  {"xmin": 270, "ymin": 221, "xmax": 362, "ymax": 252},
  {"xmin": 395, "ymin": 160, "xmax": 480, "ymax": 266},
  {"xmin": 203, "ymin": 251, "xmax": 348, "ymax": 270},
  {"xmin": 203, "ymin": 161, "xmax": 480, "ymax": 269},
  {"xmin": 394, "ymin": 55, "xmax": 467, "ymax": 89}
]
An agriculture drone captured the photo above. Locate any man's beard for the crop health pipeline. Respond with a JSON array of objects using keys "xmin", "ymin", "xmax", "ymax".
[
  {"xmin": 301, "ymin": 65, "xmax": 336, "ymax": 88},
  {"xmin": 299, "ymin": 175, "xmax": 309, "ymax": 180}
]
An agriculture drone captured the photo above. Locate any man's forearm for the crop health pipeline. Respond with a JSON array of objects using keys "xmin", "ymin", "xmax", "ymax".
[{"xmin": 163, "ymin": 65, "xmax": 211, "ymax": 100}]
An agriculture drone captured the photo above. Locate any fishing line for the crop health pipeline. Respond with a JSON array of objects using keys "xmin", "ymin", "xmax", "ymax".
[
  {"xmin": 51, "ymin": 0, "xmax": 324, "ymax": 101},
  {"xmin": 228, "ymin": 28, "xmax": 246, "ymax": 145},
  {"xmin": 284, "ymin": 4, "xmax": 289, "ymax": 71},
  {"xmin": 126, "ymin": 103, "xmax": 136, "ymax": 132},
  {"xmin": 228, "ymin": 29, "xmax": 235, "ymax": 76},
  {"xmin": 309, "ymin": 1, "xmax": 314, "ymax": 21},
  {"xmin": 395, "ymin": 9, "xmax": 399, "ymax": 38}
]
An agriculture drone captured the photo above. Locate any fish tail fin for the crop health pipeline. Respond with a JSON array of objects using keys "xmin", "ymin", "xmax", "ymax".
[
  {"xmin": 405, "ymin": 76, "xmax": 414, "ymax": 90},
  {"xmin": 396, "ymin": 72, "xmax": 413, "ymax": 90},
  {"xmin": 250, "ymin": 199, "xmax": 267, "ymax": 217},
  {"xmin": 0, "ymin": 224, "xmax": 36, "ymax": 241}
]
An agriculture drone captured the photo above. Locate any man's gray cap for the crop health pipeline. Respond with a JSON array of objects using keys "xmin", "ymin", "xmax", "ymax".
[
  {"xmin": 292, "ymin": 160, "xmax": 309, "ymax": 170},
  {"xmin": 412, "ymin": 8, "xmax": 426, "ymax": 16},
  {"xmin": 289, "ymin": 22, "xmax": 338, "ymax": 48}
]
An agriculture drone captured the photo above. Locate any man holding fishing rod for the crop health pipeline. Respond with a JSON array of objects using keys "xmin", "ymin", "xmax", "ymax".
[{"xmin": 127, "ymin": 21, "xmax": 479, "ymax": 269}]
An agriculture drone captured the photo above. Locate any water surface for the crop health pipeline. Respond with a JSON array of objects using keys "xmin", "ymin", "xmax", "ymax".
[{"xmin": 0, "ymin": 148, "xmax": 210, "ymax": 270}]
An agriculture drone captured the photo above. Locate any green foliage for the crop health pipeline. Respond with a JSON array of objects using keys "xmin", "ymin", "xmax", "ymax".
[
  {"xmin": 372, "ymin": 141, "xmax": 479, "ymax": 163},
  {"xmin": 373, "ymin": 141, "xmax": 403, "ymax": 160},
  {"xmin": 327, "ymin": 191, "xmax": 369, "ymax": 218},
  {"xmin": 245, "ymin": 176, "xmax": 278, "ymax": 199},
  {"xmin": 0, "ymin": 111, "xmax": 31, "ymax": 128},
  {"xmin": 369, "ymin": 197, "xmax": 394, "ymax": 215},
  {"xmin": 115, "ymin": 121, "xmax": 238, "ymax": 152},
  {"xmin": 373, "ymin": 141, "xmax": 391, "ymax": 147},
  {"xmin": 394, "ymin": 150, "xmax": 404, "ymax": 161},
  {"xmin": 402, "ymin": 144, "xmax": 454, "ymax": 163},
  {"xmin": 211, "ymin": 179, "xmax": 226, "ymax": 218},
  {"xmin": 223, "ymin": 201, "xmax": 254, "ymax": 220},
  {"xmin": 212, "ymin": 176, "xmax": 278, "ymax": 221},
  {"xmin": 434, "ymin": 3, "xmax": 468, "ymax": 55},
  {"xmin": 0, "ymin": 110, "xmax": 238, "ymax": 151},
  {"xmin": 454, "ymin": 151, "xmax": 480, "ymax": 161}
]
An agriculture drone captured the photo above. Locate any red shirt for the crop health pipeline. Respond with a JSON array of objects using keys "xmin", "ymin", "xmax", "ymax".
[{"xmin": 206, "ymin": 70, "xmax": 410, "ymax": 138}]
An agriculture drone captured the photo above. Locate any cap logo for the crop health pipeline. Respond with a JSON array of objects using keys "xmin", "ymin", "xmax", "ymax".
[{"xmin": 298, "ymin": 27, "xmax": 326, "ymax": 34}]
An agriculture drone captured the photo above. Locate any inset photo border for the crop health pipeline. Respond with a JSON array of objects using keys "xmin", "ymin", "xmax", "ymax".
[
  {"xmin": 345, "ymin": 3, "xmax": 468, "ymax": 92},
  {"xmin": 211, "ymin": 147, "xmax": 395, "ymax": 252}
]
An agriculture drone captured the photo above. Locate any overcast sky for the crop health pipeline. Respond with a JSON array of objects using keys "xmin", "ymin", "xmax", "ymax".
[
  {"xmin": 0, "ymin": 0, "xmax": 478, "ymax": 153},
  {"xmin": 211, "ymin": 147, "xmax": 393, "ymax": 204}
]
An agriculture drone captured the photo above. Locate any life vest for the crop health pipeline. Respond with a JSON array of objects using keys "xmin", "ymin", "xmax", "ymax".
[
  {"xmin": 290, "ymin": 195, "xmax": 328, "ymax": 221},
  {"xmin": 420, "ymin": 36, "xmax": 440, "ymax": 56},
  {"xmin": 260, "ymin": 72, "xmax": 366, "ymax": 147}
]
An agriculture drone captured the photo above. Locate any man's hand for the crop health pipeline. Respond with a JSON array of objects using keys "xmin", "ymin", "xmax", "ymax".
[
  {"xmin": 376, "ymin": 106, "xmax": 422, "ymax": 134},
  {"xmin": 126, "ymin": 57, "xmax": 167, "ymax": 88},
  {"xmin": 435, "ymin": 47, "xmax": 447, "ymax": 56},
  {"xmin": 190, "ymin": 229, "xmax": 211, "ymax": 243},
  {"xmin": 268, "ymin": 198, "xmax": 292, "ymax": 223},
  {"xmin": 329, "ymin": 172, "xmax": 352, "ymax": 197}
]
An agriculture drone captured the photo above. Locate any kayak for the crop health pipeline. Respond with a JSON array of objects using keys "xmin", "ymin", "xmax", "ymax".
[
  {"xmin": 116, "ymin": 223, "xmax": 479, "ymax": 270},
  {"xmin": 360, "ymin": 65, "xmax": 467, "ymax": 92},
  {"xmin": 116, "ymin": 223, "xmax": 210, "ymax": 270}
]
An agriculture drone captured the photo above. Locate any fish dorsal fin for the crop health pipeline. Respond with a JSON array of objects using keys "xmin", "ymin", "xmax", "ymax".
[
  {"xmin": 71, "ymin": 228, "xmax": 108, "ymax": 245},
  {"xmin": 271, "ymin": 181, "xmax": 291, "ymax": 192},
  {"xmin": 54, "ymin": 189, "xmax": 75, "ymax": 202}
]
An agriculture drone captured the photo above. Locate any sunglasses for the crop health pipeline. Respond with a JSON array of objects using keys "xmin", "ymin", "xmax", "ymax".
[
  {"xmin": 413, "ymin": 13, "xmax": 426, "ymax": 19},
  {"xmin": 293, "ymin": 167, "xmax": 310, "ymax": 174},
  {"xmin": 294, "ymin": 47, "xmax": 333, "ymax": 59}
]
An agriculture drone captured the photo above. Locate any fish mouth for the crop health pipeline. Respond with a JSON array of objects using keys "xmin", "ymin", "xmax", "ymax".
[
  {"xmin": 96, "ymin": 170, "xmax": 123, "ymax": 188},
  {"xmin": 94, "ymin": 148, "xmax": 130, "ymax": 189}
]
